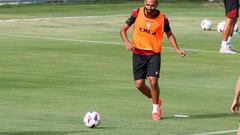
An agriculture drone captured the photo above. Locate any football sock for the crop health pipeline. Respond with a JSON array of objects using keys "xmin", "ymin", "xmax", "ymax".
[
  {"xmin": 227, "ymin": 36, "xmax": 232, "ymax": 45},
  {"xmin": 152, "ymin": 104, "xmax": 159, "ymax": 114},
  {"xmin": 221, "ymin": 41, "xmax": 228, "ymax": 49}
]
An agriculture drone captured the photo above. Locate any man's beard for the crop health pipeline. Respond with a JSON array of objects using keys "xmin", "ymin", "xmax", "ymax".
[{"xmin": 145, "ymin": 8, "xmax": 156, "ymax": 16}]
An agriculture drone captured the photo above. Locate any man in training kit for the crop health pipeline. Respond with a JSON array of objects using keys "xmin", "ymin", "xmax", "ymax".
[
  {"xmin": 220, "ymin": 0, "xmax": 239, "ymax": 54},
  {"xmin": 120, "ymin": 0, "xmax": 186, "ymax": 120},
  {"xmin": 231, "ymin": 78, "xmax": 240, "ymax": 135}
]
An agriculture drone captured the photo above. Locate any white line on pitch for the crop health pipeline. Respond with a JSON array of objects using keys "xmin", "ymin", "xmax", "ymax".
[
  {"xmin": 192, "ymin": 129, "xmax": 237, "ymax": 135},
  {"xmin": 0, "ymin": 33, "xmax": 122, "ymax": 45},
  {"xmin": 0, "ymin": 33, "xmax": 236, "ymax": 54},
  {"xmin": 0, "ymin": 14, "xmax": 128, "ymax": 22}
]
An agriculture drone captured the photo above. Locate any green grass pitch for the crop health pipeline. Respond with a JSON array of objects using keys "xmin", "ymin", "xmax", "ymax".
[{"xmin": 0, "ymin": 1, "xmax": 239, "ymax": 135}]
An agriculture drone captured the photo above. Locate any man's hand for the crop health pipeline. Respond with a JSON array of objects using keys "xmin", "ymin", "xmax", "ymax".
[
  {"xmin": 231, "ymin": 99, "xmax": 239, "ymax": 113},
  {"xmin": 125, "ymin": 42, "xmax": 134, "ymax": 51},
  {"xmin": 177, "ymin": 49, "xmax": 186, "ymax": 57}
]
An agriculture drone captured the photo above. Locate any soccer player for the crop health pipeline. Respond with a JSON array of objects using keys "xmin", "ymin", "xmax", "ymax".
[
  {"xmin": 219, "ymin": 0, "xmax": 239, "ymax": 54},
  {"xmin": 120, "ymin": 0, "xmax": 186, "ymax": 120},
  {"xmin": 231, "ymin": 78, "xmax": 240, "ymax": 134}
]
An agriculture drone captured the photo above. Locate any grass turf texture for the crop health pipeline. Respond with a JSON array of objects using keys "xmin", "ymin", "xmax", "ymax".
[{"xmin": 0, "ymin": 2, "xmax": 239, "ymax": 135}]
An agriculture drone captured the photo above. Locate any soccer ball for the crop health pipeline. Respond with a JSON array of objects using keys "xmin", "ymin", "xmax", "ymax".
[
  {"xmin": 200, "ymin": 19, "xmax": 212, "ymax": 30},
  {"xmin": 217, "ymin": 21, "xmax": 239, "ymax": 32},
  {"xmin": 233, "ymin": 23, "xmax": 238, "ymax": 32},
  {"xmin": 234, "ymin": 24, "xmax": 238, "ymax": 32},
  {"xmin": 217, "ymin": 21, "xmax": 225, "ymax": 32},
  {"xmin": 83, "ymin": 111, "xmax": 101, "ymax": 128}
]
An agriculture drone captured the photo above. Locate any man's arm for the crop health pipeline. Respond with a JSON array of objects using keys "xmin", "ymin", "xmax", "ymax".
[
  {"xmin": 231, "ymin": 78, "xmax": 240, "ymax": 113},
  {"xmin": 166, "ymin": 31, "xmax": 186, "ymax": 57},
  {"xmin": 120, "ymin": 9, "xmax": 138, "ymax": 51},
  {"xmin": 120, "ymin": 23, "xmax": 134, "ymax": 51}
]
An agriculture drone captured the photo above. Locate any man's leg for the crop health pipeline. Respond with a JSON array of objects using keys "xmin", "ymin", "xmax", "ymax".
[
  {"xmin": 226, "ymin": 17, "xmax": 239, "ymax": 42},
  {"xmin": 229, "ymin": 18, "xmax": 237, "ymax": 37},
  {"xmin": 227, "ymin": 18, "xmax": 239, "ymax": 52},
  {"xmin": 220, "ymin": 17, "xmax": 237, "ymax": 54},
  {"xmin": 148, "ymin": 76, "xmax": 159, "ymax": 105},
  {"xmin": 149, "ymin": 76, "xmax": 161, "ymax": 120},
  {"xmin": 221, "ymin": 0, "xmax": 238, "ymax": 54},
  {"xmin": 223, "ymin": 18, "xmax": 235, "ymax": 42},
  {"xmin": 134, "ymin": 79, "xmax": 152, "ymax": 98},
  {"xmin": 134, "ymin": 77, "xmax": 161, "ymax": 120}
]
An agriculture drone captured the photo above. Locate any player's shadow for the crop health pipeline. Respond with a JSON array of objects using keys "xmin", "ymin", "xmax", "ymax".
[
  {"xmin": 163, "ymin": 113, "xmax": 240, "ymax": 120},
  {"xmin": 94, "ymin": 126, "xmax": 116, "ymax": 129}
]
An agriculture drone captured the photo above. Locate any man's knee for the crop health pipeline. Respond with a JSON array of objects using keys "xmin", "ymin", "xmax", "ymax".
[
  {"xmin": 149, "ymin": 77, "xmax": 159, "ymax": 88},
  {"xmin": 135, "ymin": 80, "xmax": 145, "ymax": 90}
]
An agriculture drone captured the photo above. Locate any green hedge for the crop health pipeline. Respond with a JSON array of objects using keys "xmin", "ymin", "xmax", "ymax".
[{"xmin": 67, "ymin": 0, "xmax": 209, "ymax": 2}]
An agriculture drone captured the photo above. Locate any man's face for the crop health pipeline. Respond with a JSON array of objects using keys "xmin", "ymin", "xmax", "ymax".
[{"xmin": 144, "ymin": 0, "xmax": 158, "ymax": 15}]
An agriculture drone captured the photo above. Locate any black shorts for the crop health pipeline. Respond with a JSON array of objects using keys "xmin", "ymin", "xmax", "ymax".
[
  {"xmin": 132, "ymin": 52, "xmax": 161, "ymax": 80},
  {"xmin": 223, "ymin": 0, "xmax": 239, "ymax": 18}
]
